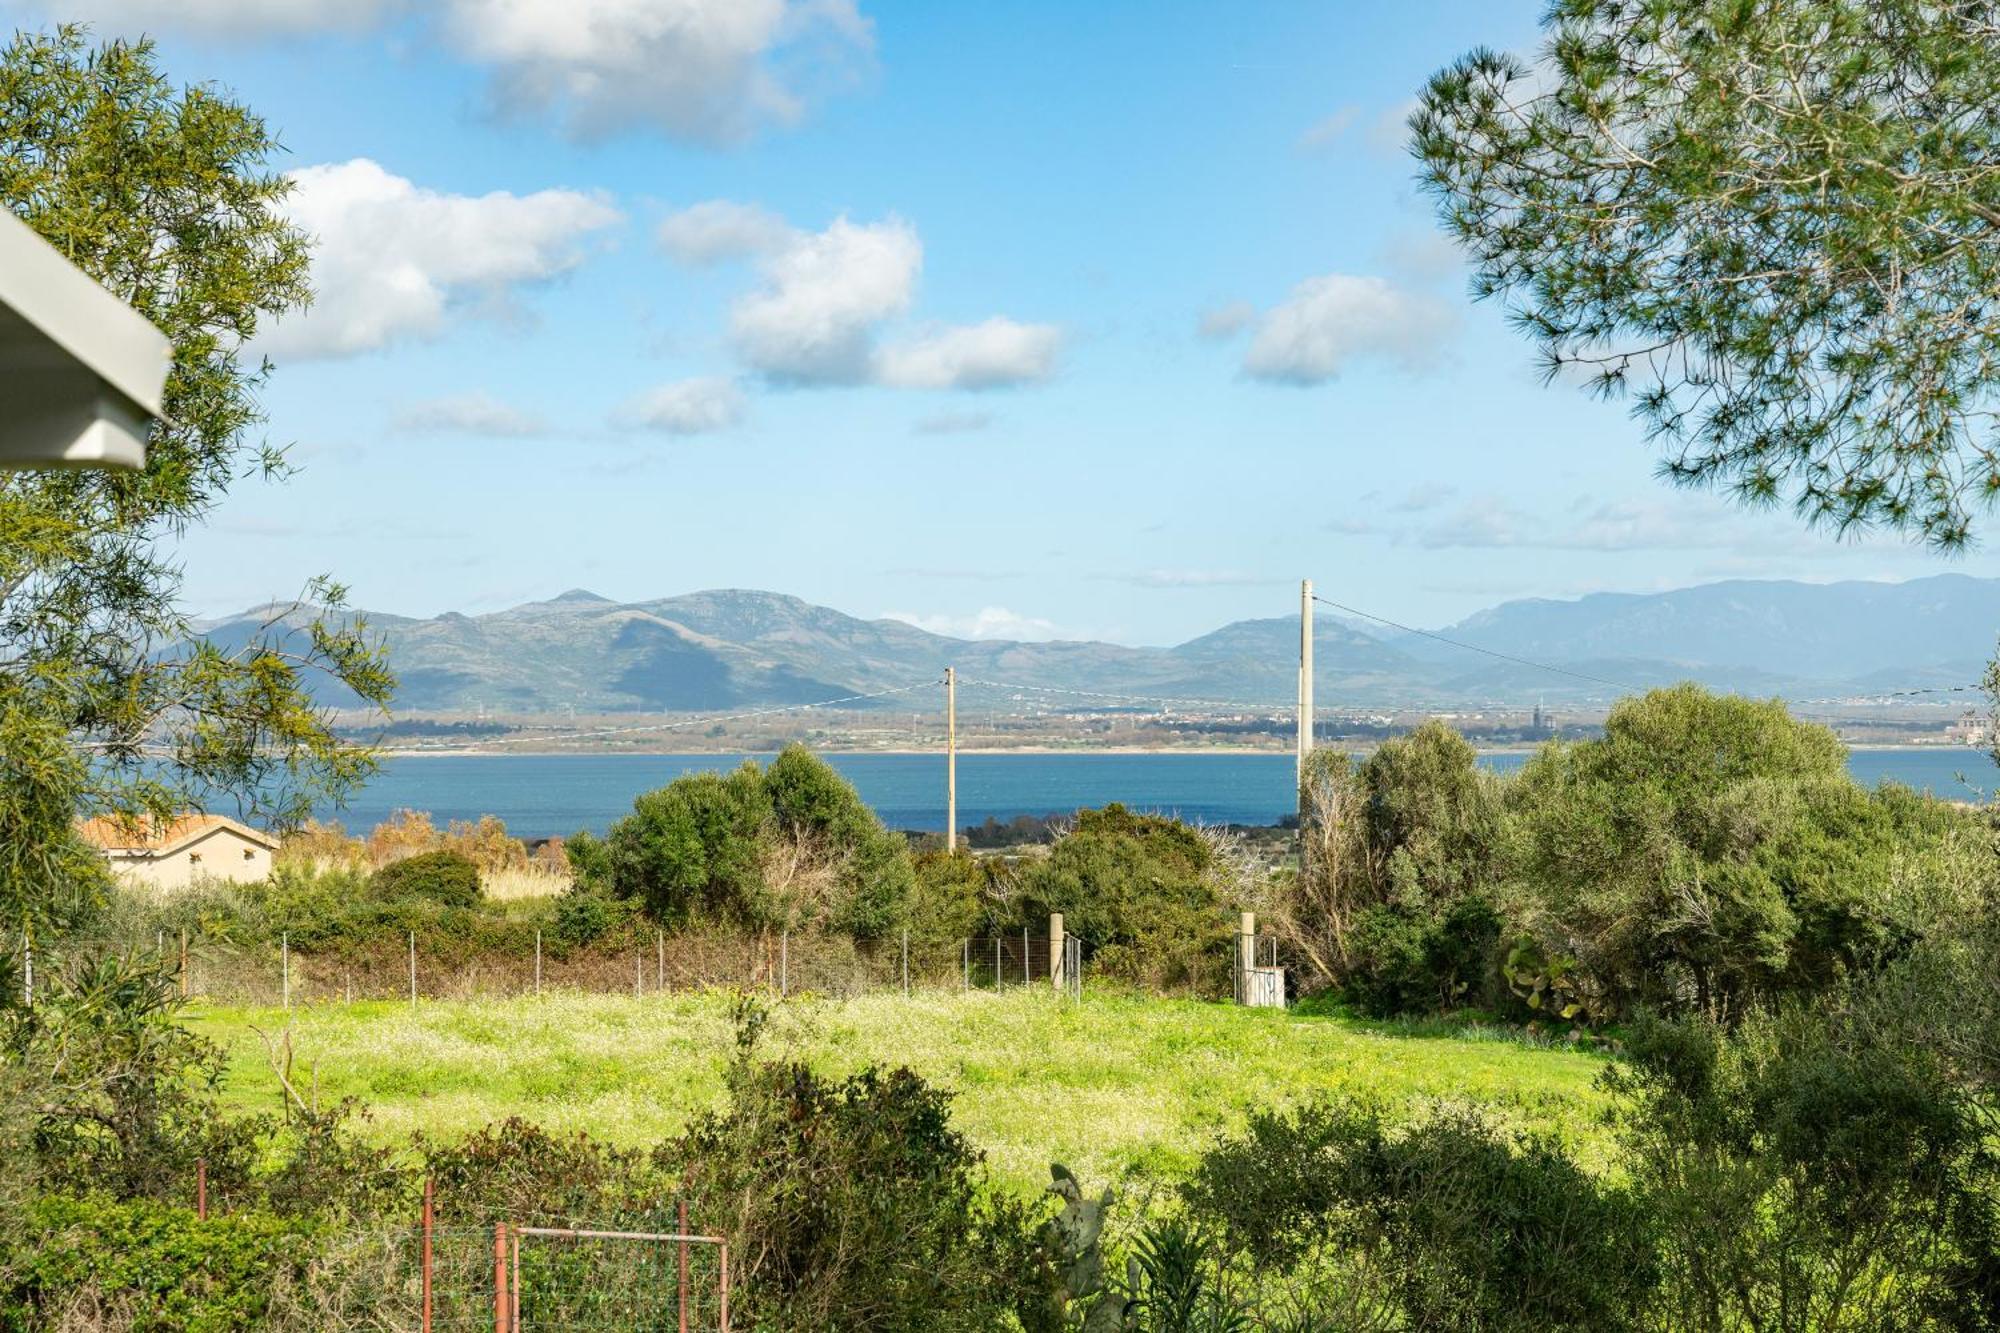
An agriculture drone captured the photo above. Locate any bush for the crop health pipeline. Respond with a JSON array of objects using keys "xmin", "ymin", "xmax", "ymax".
[
  {"xmin": 584, "ymin": 746, "xmax": 916, "ymax": 938},
  {"xmin": 368, "ymin": 850, "xmax": 481, "ymax": 909},
  {"xmin": 0, "ymin": 1195, "xmax": 321, "ymax": 1332},
  {"xmin": 671, "ymin": 1030, "xmax": 1044, "ymax": 1330},
  {"xmin": 1182, "ymin": 1098, "xmax": 1656, "ymax": 1331},
  {"xmin": 1011, "ymin": 805, "xmax": 1240, "ymax": 993},
  {"xmin": 1506, "ymin": 685, "xmax": 1989, "ymax": 1020}
]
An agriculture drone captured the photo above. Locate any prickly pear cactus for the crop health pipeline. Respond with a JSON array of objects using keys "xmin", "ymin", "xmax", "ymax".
[{"xmin": 1043, "ymin": 1163, "xmax": 1132, "ymax": 1332}]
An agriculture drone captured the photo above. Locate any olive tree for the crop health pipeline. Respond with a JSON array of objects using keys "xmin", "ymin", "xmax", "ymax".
[{"xmin": 0, "ymin": 28, "xmax": 391, "ymax": 932}]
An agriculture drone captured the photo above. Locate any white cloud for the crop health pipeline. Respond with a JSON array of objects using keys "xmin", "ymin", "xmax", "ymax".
[
  {"xmin": 264, "ymin": 159, "xmax": 620, "ymax": 360},
  {"xmin": 396, "ymin": 392, "xmax": 547, "ymax": 437},
  {"xmin": 877, "ymin": 318, "xmax": 1060, "ymax": 390},
  {"xmin": 1242, "ymin": 273, "xmax": 1455, "ymax": 384},
  {"xmin": 1391, "ymin": 481, "xmax": 1457, "ymax": 513},
  {"xmin": 729, "ymin": 215, "xmax": 921, "ymax": 383},
  {"xmin": 656, "ymin": 200, "xmax": 795, "ymax": 264},
  {"xmin": 442, "ymin": 0, "xmax": 874, "ymax": 143},
  {"xmin": 25, "ymin": 0, "xmax": 395, "ymax": 36},
  {"xmin": 1196, "ymin": 300, "xmax": 1254, "ymax": 340},
  {"xmin": 626, "ymin": 377, "xmax": 746, "ymax": 434},
  {"xmin": 883, "ymin": 606, "xmax": 1062, "ymax": 642},
  {"xmin": 1298, "ymin": 106, "xmax": 1357, "ymax": 151},
  {"xmin": 666, "ymin": 207, "xmax": 1061, "ymax": 391}
]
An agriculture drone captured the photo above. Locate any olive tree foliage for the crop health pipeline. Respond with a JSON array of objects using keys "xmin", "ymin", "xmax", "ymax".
[
  {"xmin": 572, "ymin": 746, "xmax": 917, "ymax": 937},
  {"xmin": 0, "ymin": 28, "xmax": 391, "ymax": 931},
  {"xmin": 1506, "ymin": 684, "xmax": 1989, "ymax": 1020},
  {"xmin": 1414, "ymin": 0, "xmax": 2000, "ymax": 550}
]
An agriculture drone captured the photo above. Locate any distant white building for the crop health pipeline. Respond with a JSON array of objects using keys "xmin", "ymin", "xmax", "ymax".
[{"xmin": 78, "ymin": 813, "xmax": 278, "ymax": 889}]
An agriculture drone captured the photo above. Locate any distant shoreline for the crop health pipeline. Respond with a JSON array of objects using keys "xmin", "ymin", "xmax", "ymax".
[{"xmin": 373, "ymin": 741, "xmax": 1985, "ymax": 760}]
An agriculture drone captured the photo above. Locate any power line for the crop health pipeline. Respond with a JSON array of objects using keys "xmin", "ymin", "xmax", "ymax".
[{"xmin": 1313, "ymin": 593, "xmax": 1640, "ymax": 694}]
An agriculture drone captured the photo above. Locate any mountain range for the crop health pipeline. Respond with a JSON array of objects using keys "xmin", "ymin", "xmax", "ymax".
[{"xmin": 198, "ymin": 575, "xmax": 2000, "ymax": 715}]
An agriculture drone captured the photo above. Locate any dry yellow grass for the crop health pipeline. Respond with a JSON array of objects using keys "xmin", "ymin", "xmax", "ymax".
[{"xmin": 479, "ymin": 865, "xmax": 569, "ymax": 900}]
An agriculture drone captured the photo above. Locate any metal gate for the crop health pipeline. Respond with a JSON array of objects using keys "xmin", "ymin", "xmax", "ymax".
[
  {"xmin": 1232, "ymin": 931, "xmax": 1286, "ymax": 1008},
  {"xmin": 495, "ymin": 1220, "xmax": 731, "ymax": 1332}
]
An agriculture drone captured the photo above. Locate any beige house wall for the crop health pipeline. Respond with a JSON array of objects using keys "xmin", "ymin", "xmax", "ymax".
[{"xmin": 108, "ymin": 825, "xmax": 274, "ymax": 890}]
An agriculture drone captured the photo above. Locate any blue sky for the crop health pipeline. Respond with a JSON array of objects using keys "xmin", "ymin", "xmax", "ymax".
[{"xmin": 19, "ymin": 0, "xmax": 1994, "ymax": 645}]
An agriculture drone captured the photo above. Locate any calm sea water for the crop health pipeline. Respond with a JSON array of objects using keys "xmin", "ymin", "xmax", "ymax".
[{"xmin": 317, "ymin": 748, "xmax": 2000, "ymax": 840}]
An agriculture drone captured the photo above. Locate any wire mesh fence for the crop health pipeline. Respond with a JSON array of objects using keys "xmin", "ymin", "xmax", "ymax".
[{"xmin": 8, "ymin": 924, "xmax": 1085, "ymax": 1009}]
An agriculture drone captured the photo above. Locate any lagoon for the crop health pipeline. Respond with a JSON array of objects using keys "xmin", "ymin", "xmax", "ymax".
[{"xmin": 315, "ymin": 747, "xmax": 1998, "ymax": 840}]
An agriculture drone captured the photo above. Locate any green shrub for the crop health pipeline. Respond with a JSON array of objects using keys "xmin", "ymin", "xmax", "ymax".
[
  {"xmin": 1, "ymin": 1195, "xmax": 320, "ymax": 1332},
  {"xmin": 369, "ymin": 850, "xmax": 481, "ymax": 908},
  {"xmin": 1183, "ymin": 1098, "xmax": 1655, "ymax": 1331},
  {"xmin": 671, "ymin": 1036, "xmax": 1044, "ymax": 1330},
  {"xmin": 1011, "ymin": 804, "xmax": 1239, "ymax": 993},
  {"xmin": 585, "ymin": 746, "xmax": 916, "ymax": 938}
]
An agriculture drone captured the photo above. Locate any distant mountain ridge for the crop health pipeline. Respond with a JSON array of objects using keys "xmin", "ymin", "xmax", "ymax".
[{"xmin": 198, "ymin": 575, "xmax": 2000, "ymax": 714}]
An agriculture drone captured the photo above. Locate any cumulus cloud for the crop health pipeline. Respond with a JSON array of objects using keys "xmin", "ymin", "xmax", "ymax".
[
  {"xmin": 655, "ymin": 200, "xmax": 795, "ymax": 264},
  {"xmin": 263, "ymin": 159, "xmax": 620, "ymax": 360},
  {"xmin": 396, "ymin": 392, "xmax": 547, "ymax": 437},
  {"xmin": 626, "ymin": 377, "xmax": 746, "ymax": 434},
  {"xmin": 1196, "ymin": 300, "xmax": 1254, "ymax": 340},
  {"xmin": 22, "ymin": 0, "xmax": 396, "ymax": 36},
  {"xmin": 883, "ymin": 606, "xmax": 1062, "ymax": 642},
  {"xmin": 728, "ymin": 215, "xmax": 920, "ymax": 383},
  {"xmin": 659, "ymin": 202, "xmax": 1060, "ymax": 391},
  {"xmin": 877, "ymin": 318, "xmax": 1060, "ymax": 390},
  {"xmin": 1241, "ymin": 273, "xmax": 1455, "ymax": 384},
  {"xmin": 441, "ymin": 0, "xmax": 874, "ymax": 143}
]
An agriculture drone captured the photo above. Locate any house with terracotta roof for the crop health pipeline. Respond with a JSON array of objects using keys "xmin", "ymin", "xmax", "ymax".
[{"xmin": 77, "ymin": 813, "xmax": 279, "ymax": 889}]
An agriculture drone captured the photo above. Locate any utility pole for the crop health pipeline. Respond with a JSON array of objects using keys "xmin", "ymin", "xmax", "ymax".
[
  {"xmin": 945, "ymin": 667, "xmax": 958, "ymax": 852},
  {"xmin": 1298, "ymin": 579, "xmax": 1314, "ymax": 816}
]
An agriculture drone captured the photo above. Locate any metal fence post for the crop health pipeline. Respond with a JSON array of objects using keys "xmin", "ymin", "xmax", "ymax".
[
  {"xmin": 20, "ymin": 932, "xmax": 31, "ymax": 1009},
  {"xmin": 408, "ymin": 931, "xmax": 417, "ymax": 1009},
  {"xmin": 1022, "ymin": 926, "xmax": 1030, "ymax": 984},
  {"xmin": 534, "ymin": 930, "xmax": 542, "ymax": 996},
  {"xmin": 281, "ymin": 932, "xmax": 290, "ymax": 1012},
  {"xmin": 677, "ymin": 1198, "xmax": 690, "ymax": 1333},
  {"xmin": 656, "ymin": 929, "xmax": 664, "ymax": 991},
  {"xmin": 901, "ymin": 928, "xmax": 909, "ymax": 996},
  {"xmin": 780, "ymin": 931, "xmax": 788, "ymax": 997},
  {"xmin": 493, "ymin": 1223, "xmax": 510, "ymax": 1333},
  {"xmin": 421, "ymin": 1176, "xmax": 434, "ymax": 1333},
  {"xmin": 179, "ymin": 926, "xmax": 189, "ymax": 999},
  {"xmin": 635, "ymin": 951, "xmax": 643, "ymax": 999},
  {"xmin": 961, "ymin": 938, "xmax": 969, "ymax": 991},
  {"xmin": 993, "ymin": 935, "xmax": 1000, "ymax": 990}
]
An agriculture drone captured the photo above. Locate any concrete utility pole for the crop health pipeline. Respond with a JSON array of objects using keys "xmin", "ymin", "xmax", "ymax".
[
  {"xmin": 1298, "ymin": 579, "xmax": 1314, "ymax": 812},
  {"xmin": 945, "ymin": 667, "xmax": 958, "ymax": 852}
]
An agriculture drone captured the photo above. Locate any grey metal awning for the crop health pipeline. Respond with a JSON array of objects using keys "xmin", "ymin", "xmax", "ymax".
[{"xmin": 0, "ymin": 207, "xmax": 172, "ymax": 471}]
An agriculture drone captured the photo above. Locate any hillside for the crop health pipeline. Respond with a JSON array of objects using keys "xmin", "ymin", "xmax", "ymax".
[{"xmin": 196, "ymin": 575, "xmax": 1999, "ymax": 715}]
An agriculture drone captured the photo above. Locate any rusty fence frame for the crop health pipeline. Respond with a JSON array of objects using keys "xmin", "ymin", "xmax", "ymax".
[{"xmin": 495, "ymin": 1216, "xmax": 731, "ymax": 1333}]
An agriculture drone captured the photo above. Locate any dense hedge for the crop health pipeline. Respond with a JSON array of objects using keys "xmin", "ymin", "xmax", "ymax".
[{"xmin": 1, "ymin": 1196, "xmax": 320, "ymax": 1332}]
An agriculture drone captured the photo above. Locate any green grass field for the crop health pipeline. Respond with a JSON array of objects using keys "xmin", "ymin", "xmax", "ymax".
[{"xmin": 192, "ymin": 988, "xmax": 1612, "ymax": 1194}]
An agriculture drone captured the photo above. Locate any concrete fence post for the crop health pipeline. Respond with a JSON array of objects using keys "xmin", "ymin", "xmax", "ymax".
[
  {"xmin": 1049, "ymin": 914, "xmax": 1065, "ymax": 991},
  {"xmin": 281, "ymin": 932, "xmax": 290, "ymax": 1011},
  {"xmin": 534, "ymin": 930, "xmax": 542, "ymax": 996}
]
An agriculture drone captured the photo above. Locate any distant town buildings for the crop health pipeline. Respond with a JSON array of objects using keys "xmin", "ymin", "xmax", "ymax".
[{"xmin": 77, "ymin": 813, "xmax": 277, "ymax": 889}]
